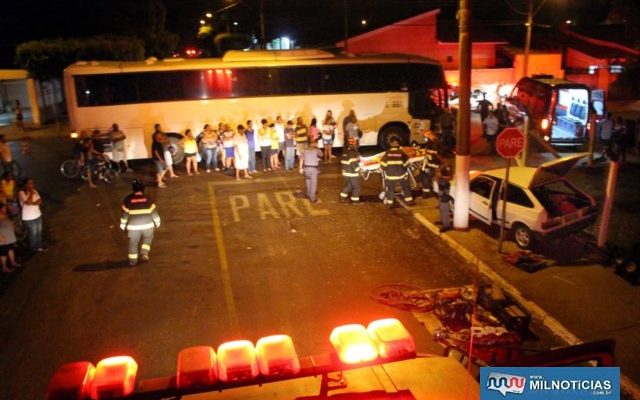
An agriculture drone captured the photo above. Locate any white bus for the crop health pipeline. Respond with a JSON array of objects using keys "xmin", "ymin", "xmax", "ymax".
[{"xmin": 63, "ymin": 49, "xmax": 447, "ymax": 160}]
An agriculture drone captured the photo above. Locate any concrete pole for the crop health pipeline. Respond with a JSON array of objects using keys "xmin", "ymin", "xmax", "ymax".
[
  {"xmin": 453, "ymin": 0, "xmax": 471, "ymax": 230},
  {"xmin": 517, "ymin": 115, "xmax": 529, "ymax": 167},
  {"xmin": 522, "ymin": 0, "xmax": 533, "ymax": 78},
  {"xmin": 587, "ymin": 111, "xmax": 597, "ymax": 166},
  {"xmin": 597, "ymin": 160, "xmax": 619, "ymax": 248}
]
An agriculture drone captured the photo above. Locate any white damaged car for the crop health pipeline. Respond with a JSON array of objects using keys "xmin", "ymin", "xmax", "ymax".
[{"xmin": 454, "ymin": 154, "xmax": 598, "ymax": 249}]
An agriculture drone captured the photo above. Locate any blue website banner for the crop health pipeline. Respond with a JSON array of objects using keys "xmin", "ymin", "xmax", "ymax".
[{"xmin": 480, "ymin": 367, "xmax": 620, "ymax": 399}]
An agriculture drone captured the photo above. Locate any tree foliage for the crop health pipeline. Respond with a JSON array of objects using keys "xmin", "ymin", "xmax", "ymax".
[
  {"xmin": 611, "ymin": 56, "xmax": 640, "ymax": 99},
  {"xmin": 15, "ymin": 36, "xmax": 144, "ymax": 80}
]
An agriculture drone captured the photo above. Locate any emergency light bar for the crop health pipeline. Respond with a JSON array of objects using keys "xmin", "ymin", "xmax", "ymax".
[{"xmin": 46, "ymin": 318, "xmax": 416, "ymax": 399}]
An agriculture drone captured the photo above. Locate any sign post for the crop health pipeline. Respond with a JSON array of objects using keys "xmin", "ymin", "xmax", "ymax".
[{"xmin": 496, "ymin": 127, "xmax": 526, "ymax": 253}]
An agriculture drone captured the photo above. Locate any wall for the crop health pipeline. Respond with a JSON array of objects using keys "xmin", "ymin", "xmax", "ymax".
[{"xmin": 512, "ymin": 53, "xmax": 564, "ymax": 80}]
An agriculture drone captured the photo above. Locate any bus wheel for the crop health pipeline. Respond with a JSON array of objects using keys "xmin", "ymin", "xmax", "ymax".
[
  {"xmin": 379, "ymin": 125, "xmax": 407, "ymax": 150},
  {"xmin": 166, "ymin": 133, "xmax": 185, "ymax": 165}
]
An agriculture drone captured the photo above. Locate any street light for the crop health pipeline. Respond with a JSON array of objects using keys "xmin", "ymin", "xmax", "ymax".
[
  {"xmin": 361, "ymin": 19, "xmax": 367, "ymax": 26},
  {"xmin": 200, "ymin": 19, "xmax": 206, "ymax": 25},
  {"xmin": 206, "ymin": 12, "xmax": 213, "ymax": 18}
]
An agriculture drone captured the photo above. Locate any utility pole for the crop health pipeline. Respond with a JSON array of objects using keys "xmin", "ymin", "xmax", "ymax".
[
  {"xmin": 260, "ymin": 0, "xmax": 266, "ymax": 49},
  {"xmin": 343, "ymin": 0, "xmax": 349, "ymax": 52},
  {"xmin": 598, "ymin": 160, "xmax": 619, "ymax": 248},
  {"xmin": 453, "ymin": 0, "xmax": 471, "ymax": 230},
  {"xmin": 522, "ymin": 0, "xmax": 533, "ymax": 78}
]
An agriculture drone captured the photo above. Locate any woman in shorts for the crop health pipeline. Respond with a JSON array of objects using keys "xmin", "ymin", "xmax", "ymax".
[
  {"xmin": 180, "ymin": 129, "xmax": 199, "ymax": 175},
  {"xmin": 322, "ymin": 110, "xmax": 336, "ymax": 161}
]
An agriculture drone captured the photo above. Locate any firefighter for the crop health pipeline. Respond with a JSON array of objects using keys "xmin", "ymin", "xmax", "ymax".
[
  {"xmin": 380, "ymin": 138, "xmax": 415, "ymax": 208},
  {"xmin": 120, "ymin": 180, "xmax": 161, "ymax": 266},
  {"xmin": 339, "ymin": 137, "xmax": 361, "ymax": 204},
  {"xmin": 418, "ymin": 130, "xmax": 441, "ymax": 198}
]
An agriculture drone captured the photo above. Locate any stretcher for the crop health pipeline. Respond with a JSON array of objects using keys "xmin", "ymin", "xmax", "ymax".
[{"xmin": 358, "ymin": 148, "xmax": 425, "ymax": 200}]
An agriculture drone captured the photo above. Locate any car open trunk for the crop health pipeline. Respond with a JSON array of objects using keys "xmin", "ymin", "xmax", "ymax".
[{"xmin": 528, "ymin": 154, "xmax": 597, "ymax": 228}]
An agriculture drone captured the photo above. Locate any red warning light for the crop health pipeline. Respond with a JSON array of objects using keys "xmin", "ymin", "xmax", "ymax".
[
  {"xmin": 330, "ymin": 324, "xmax": 379, "ymax": 364},
  {"xmin": 255, "ymin": 335, "xmax": 301, "ymax": 376},
  {"xmin": 46, "ymin": 361, "xmax": 95, "ymax": 400},
  {"xmin": 367, "ymin": 318, "xmax": 416, "ymax": 359},
  {"xmin": 217, "ymin": 340, "xmax": 259, "ymax": 382},
  {"xmin": 177, "ymin": 346, "xmax": 218, "ymax": 389},
  {"xmin": 90, "ymin": 356, "xmax": 138, "ymax": 399}
]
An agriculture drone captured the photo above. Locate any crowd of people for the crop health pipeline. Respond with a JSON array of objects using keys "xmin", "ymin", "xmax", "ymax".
[
  {"xmin": 0, "ymin": 173, "xmax": 44, "ymax": 273},
  {"xmin": 148, "ymin": 109, "xmax": 363, "ymax": 188},
  {"xmin": 597, "ymin": 112, "xmax": 640, "ymax": 162}
]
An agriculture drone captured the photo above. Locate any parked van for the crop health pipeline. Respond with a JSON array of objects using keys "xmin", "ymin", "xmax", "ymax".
[{"xmin": 505, "ymin": 76, "xmax": 593, "ymax": 146}]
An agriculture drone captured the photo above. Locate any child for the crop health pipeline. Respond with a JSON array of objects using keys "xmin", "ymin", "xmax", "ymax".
[{"xmin": 222, "ymin": 124, "xmax": 235, "ymax": 171}]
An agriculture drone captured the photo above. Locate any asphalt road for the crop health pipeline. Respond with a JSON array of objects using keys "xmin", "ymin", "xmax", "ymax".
[{"xmin": 0, "ymin": 137, "xmax": 480, "ymax": 399}]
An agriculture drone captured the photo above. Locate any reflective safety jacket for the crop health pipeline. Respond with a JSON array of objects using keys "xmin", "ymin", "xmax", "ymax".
[
  {"xmin": 120, "ymin": 193, "xmax": 161, "ymax": 231},
  {"xmin": 341, "ymin": 148, "xmax": 361, "ymax": 177},
  {"xmin": 416, "ymin": 142, "xmax": 440, "ymax": 173},
  {"xmin": 380, "ymin": 146, "xmax": 409, "ymax": 180}
]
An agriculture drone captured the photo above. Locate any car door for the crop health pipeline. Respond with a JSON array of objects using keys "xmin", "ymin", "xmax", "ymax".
[{"xmin": 469, "ymin": 175, "xmax": 497, "ymax": 224}]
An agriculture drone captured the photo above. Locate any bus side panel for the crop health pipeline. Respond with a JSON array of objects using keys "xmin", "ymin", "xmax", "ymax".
[
  {"xmin": 72, "ymin": 93, "xmax": 414, "ymax": 159},
  {"xmin": 125, "ymin": 128, "xmax": 149, "ymax": 160}
]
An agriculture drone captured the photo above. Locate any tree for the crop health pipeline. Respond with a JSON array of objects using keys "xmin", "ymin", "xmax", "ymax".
[
  {"xmin": 15, "ymin": 36, "xmax": 145, "ymax": 80},
  {"xmin": 611, "ymin": 56, "xmax": 640, "ymax": 99}
]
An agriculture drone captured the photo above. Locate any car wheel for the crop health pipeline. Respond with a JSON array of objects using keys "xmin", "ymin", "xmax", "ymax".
[
  {"xmin": 379, "ymin": 125, "xmax": 407, "ymax": 150},
  {"xmin": 513, "ymin": 223, "xmax": 535, "ymax": 249}
]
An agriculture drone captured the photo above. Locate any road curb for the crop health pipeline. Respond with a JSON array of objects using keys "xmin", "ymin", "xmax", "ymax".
[{"xmin": 402, "ymin": 201, "xmax": 640, "ymax": 399}]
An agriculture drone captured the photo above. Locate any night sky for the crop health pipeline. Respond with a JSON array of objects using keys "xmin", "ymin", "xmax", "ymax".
[{"xmin": 0, "ymin": 0, "xmax": 613, "ymax": 68}]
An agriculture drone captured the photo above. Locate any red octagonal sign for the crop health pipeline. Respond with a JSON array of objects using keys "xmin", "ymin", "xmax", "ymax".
[{"xmin": 496, "ymin": 127, "xmax": 525, "ymax": 159}]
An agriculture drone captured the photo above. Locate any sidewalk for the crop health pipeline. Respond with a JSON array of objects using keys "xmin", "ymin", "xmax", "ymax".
[{"xmin": 401, "ymin": 195, "xmax": 640, "ymax": 398}]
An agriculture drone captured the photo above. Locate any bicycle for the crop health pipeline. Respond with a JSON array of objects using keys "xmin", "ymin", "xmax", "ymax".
[{"xmin": 60, "ymin": 158, "xmax": 118, "ymax": 183}]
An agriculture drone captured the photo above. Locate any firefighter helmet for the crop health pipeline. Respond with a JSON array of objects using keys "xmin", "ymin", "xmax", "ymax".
[{"xmin": 132, "ymin": 180, "xmax": 145, "ymax": 193}]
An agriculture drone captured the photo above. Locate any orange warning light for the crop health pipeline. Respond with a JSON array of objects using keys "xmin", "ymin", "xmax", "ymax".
[
  {"xmin": 217, "ymin": 340, "xmax": 259, "ymax": 382},
  {"xmin": 177, "ymin": 346, "xmax": 218, "ymax": 389},
  {"xmin": 330, "ymin": 324, "xmax": 379, "ymax": 364},
  {"xmin": 256, "ymin": 335, "xmax": 301, "ymax": 376},
  {"xmin": 367, "ymin": 318, "xmax": 416, "ymax": 359},
  {"xmin": 90, "ymin": 356, "xmax": 138, "ymax": 399},
  {"xmin": 46, "ymin": 361, "xmax": 95, "ymax": 400}
]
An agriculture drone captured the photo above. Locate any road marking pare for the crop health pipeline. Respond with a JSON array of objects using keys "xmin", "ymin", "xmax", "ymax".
[{"xmin": 229, "ymin": 190, "xmax": 330, "ymax": 222}]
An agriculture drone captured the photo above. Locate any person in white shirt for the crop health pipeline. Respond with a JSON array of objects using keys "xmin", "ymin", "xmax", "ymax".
[
  {"xmin": 18, "ymin": 178, "xmax": 44, "ymax": 252},
  {"xmin": 274, "ymin": 115, "xmax": 286, "ymax": 160},
  {"xmin": 109, "ymin": 123, "xmax": 133, "ymax": 173},
  {"xmin": 598, "ymin": 112, "xmax": 614, "ymax": 159}
]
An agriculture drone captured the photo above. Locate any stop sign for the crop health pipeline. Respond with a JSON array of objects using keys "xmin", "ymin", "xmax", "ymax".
[{"xmin": 496, "ymin": 127, "xmax": 525, "ymax": 159}]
